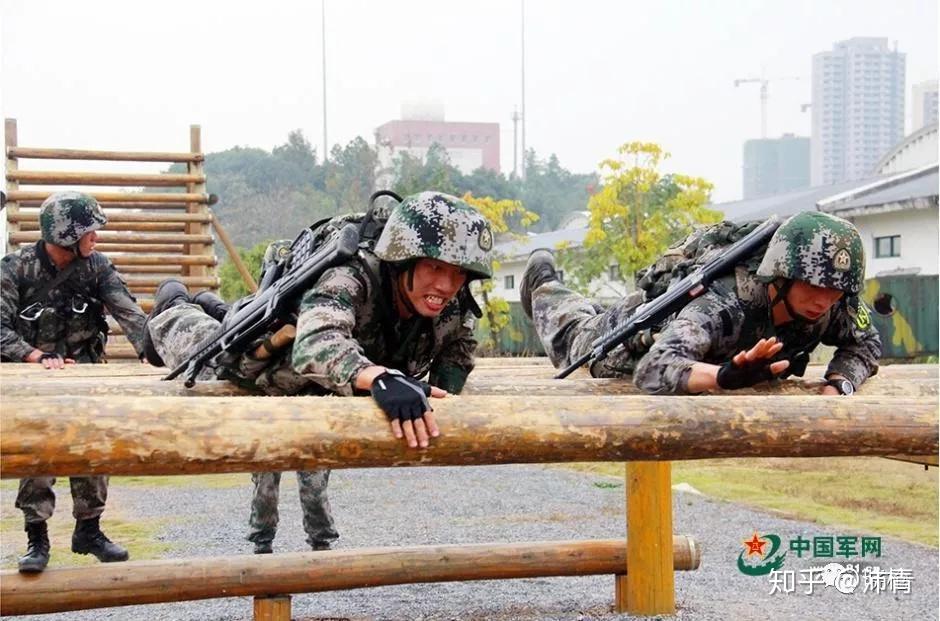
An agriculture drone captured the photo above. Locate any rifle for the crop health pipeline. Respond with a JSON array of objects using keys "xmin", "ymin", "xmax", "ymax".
[
  {"xmin": 554, "ymin": 216, "xmax": 782, "ymax": 379},
  {"xmin": 164, "ymin": 191, "xmax": 401, "ymax": 386}
]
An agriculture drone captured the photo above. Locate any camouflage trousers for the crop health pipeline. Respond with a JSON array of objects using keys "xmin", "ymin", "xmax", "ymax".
[
  {"xmin": 148, "ymin": 303, "xmax": 338, "ymax": 547},
  {"xmin": 247, "ymin": 471, "xmax": 339, "ymax": 547},
  {"xmin": 15, "ymin": 476, "xmax": 109, "ymax": 523},
  {"xmin": 531, "ymin": 280, "xmax": 648, "ymax": 378}
]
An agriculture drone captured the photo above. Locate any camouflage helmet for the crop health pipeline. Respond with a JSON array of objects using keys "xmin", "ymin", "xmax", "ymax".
[
  {"xmin": 373, "ymin": 191, "xmax": 494, "ymax": 279},
  {"xmin": 756, "ymin": 211, "xmax": 865, "ymax": 294},
  {"xmin": 39, "ymin": 191, "xmax": 107, "ymax": 248}
]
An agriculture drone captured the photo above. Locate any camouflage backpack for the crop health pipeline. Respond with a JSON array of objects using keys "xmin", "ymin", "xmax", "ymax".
[{"xmin": 635, "ymin": 219, "xmax": 768, "ymax": 300}]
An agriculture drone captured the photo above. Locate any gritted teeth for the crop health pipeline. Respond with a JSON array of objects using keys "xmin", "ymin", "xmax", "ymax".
[{"xmin": 425, "ymin": 295, "xmax": 445, "ymax": 305}]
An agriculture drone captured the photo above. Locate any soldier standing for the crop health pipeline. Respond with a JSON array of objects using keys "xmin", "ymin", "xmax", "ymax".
[
  {"xmin": 520, "ymin": 211, "xmax": 881, "ymax": 395},
  {"xmin": 1, "ymin": 191, "xmax": 148, "ymax": 572},
  {"xmin": 144, "ymin": 191, "xmax": 494, "ymax": 553}
]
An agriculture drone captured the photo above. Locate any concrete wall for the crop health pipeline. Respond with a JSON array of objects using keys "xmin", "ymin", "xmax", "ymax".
[{"xmin": 850, "ymin": 206, "xmax": 939, "ymax": 277}]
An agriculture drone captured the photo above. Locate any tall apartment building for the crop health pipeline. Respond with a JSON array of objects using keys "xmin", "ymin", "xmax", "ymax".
[
  {"xmin": 810, "ymin": 37, "xmax": 905, "ymax": 185},
  {"xmin": 742, "ymin": 134, "xmax": 810, "ymax": 199},
  {"xmin": 912, "ymin": 79, "xmax": 939, "ymax": 131}
]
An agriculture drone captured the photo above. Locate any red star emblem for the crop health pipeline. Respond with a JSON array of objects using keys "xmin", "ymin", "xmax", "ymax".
[{"xmin": 743, "ymin": 532, "xmax": 767, "ymax": 557}]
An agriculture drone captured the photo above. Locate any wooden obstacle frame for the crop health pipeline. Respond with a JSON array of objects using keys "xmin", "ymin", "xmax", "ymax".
[
  {"xmin": 0, "ymin": 359, "xmax": 937, "ymax": 619},
  {"xmin": 3, "ymin": 119, "xmax": 258, "ymax": 359}
]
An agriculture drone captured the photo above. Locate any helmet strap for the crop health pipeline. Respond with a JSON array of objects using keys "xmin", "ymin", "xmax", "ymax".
[
  {"xmin": 390, "ymin": 261, "xmax": 419, "ymax": 318},
  {"xmin": 770, "ymin": 279, "xmax": 819, "ymax": 325}
]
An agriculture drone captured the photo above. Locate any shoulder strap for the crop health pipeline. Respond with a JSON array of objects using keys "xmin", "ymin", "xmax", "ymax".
[{"xmin": 23, "ymin": 258, "xmax": 85, "ymax": 308}]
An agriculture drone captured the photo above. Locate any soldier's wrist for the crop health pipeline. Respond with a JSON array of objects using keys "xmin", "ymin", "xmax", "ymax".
[{"xmin": 24, "ymin": 349, "xmax": 44, "ymax": 363}]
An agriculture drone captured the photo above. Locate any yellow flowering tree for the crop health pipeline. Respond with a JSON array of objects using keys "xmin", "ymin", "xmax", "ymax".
[{"xmin": 557, "ymin": 142, "xmax": 721, "ymax": 294}]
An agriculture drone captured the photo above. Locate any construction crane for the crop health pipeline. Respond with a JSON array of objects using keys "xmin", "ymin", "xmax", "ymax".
[{"xmin": 734, "ymin": 76, "xmax": 802, "ymax": 138}]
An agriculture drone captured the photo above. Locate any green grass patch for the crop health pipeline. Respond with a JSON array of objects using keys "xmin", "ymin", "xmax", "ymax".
[{"xmin": 564, "ymin": 457, "xmax": 939, "ymax": 547}]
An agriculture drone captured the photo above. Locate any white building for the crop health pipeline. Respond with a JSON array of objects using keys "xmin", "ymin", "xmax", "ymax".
[
  {"xmin": 875, "ymin": 123, "xmax": 938, "ymax": 175},
  {"xmin": 491, "ymin": 214, "xmax": 630, "ymax": 304},
  {"xmin": 811, "ymin": 38, "xmax": 906, "ymax": 186},
  {"xmin": 716, "ymin": 164, "xmax": 938, "ymax": 279},
  {"xmin": 912, "ymin": 79, "xmax": 939, "ymax": 132}
]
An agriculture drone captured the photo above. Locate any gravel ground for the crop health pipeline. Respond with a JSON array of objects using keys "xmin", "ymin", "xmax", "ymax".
[{"xmin": 3, "ymin": 465, "xmax": 937, "ymax": 621}]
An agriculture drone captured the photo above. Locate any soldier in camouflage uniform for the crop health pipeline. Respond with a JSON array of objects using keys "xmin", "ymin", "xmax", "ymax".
[
  {"xmin": 521, "ymin": 211, "xmax": 881, "ymax": 395},
  {"xmin": 1, "ymin": 191, "xmax": 147, "ymax": 572},
  {"xmin": 145, "ymin": 191, "xmax": 494, "ymax": 552}
]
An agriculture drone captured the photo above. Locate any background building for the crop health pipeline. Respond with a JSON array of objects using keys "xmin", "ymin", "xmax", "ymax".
[
  {"xmin": 811, "ymin": 37, "xmax": 906, "ymax": 186},
  {"xmin": 375, "ymin": 103, "xmax": 500, "ymax": 179},
  {"xmin": 742, "ymin": 134, "xmax": 810, "ymax": 199},
  {"xmin": 911, "ymin": 79, "xmax": 939, "ymax": 131}
]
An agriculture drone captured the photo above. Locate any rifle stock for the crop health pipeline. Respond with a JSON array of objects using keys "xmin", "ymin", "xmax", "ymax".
[
  {"xmin": 554, "ymin": 217, "xmax": 781, "ymax": 379},
  {"xmin": 164, "ymin": 224, "xmax": 361, "ymax": 386}
]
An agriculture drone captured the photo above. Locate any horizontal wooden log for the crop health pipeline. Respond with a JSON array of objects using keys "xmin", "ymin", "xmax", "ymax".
[
  {"xmin": 10, "ymin": 211, "xmax": 212, "ymax": 223},
  {"xmin": 114, "ymin": 265, "xmax": 184, "ymax": 274},
  {"xmin": 6, "ymin": 146, "xmax": 203, "ymax": 162},
  {"xmin": 9, "ymin": 231, "xmax": 213, "ymax": 244},
  {"xmin": 109, "ymin": 254, "xmax": 217, "ymax": 266},
  {"xmin": 0, "ymin": 364, "xmax": 166, "ymax": 378},
  {"xmin": 20, "ymin": 221, "xmax": 187, "ymax": 232},
  {"xmin": 6, "ymin": 190, "xmax": 212, "ymax": 203},
  {"xmin": 2, "ymin": 375, "xmax": 935, "ymax": 399},
  {"xmin": 1, "ymin": 395, "xmax": 935, "ymax": 478},
  {"xmin": 97, "ymin": 244, "xmax": 186, "ymax": 253},
  {"xmin": 20, "ymin": 200, "xmax": 194, "ymax": 209},
  {"xmin": 0, "ymin": 537, "xmax": 700, "ymax": 616},
  {"xmin": 124, "ymin": 276, "xmax": 218, "ymax": 288},
  {"xmin": 6, "ymin": 170, "xmax": 204, "ymax": 187}
]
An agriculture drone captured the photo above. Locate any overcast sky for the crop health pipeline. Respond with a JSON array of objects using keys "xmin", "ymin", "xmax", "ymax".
[{"xmin": 1, "ymin": 0, "xmax": 937, "ymax": 204}]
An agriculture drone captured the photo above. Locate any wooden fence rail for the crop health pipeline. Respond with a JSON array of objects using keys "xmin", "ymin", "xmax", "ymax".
[{"xmin": 0, "ymin": 538, "xmax": 701, "ymax": 616}]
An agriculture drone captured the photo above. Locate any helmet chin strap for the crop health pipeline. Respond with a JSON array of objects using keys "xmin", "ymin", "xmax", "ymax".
[
  {"xmin": 770, "ymin": 279, "xmax": 819, "ymax": 325},
  {"xmin": 393, "ymin": 262, "xmax": 420, "ymax": 317}
]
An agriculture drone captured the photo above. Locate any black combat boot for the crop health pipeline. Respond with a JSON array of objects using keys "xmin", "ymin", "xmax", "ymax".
[
  {"xmin": 71, "ymin": 517, "xmax": 130, "ymax": 563},
  {"xmin": 253, "ymin": 541, "xmax": 273, "ymax": 554},
  {"xmin": 141, "ymin": 279, "xmax": 192, "ymax": 366},
  {"xmin": 520, "ymin": 249, "xmax": 559, "ymax": 320},
  {"xmin": 192, "ymin": 290, "xmax": 231, "ymax": 322},
  {"xmin": 310, "ymin": 541, "xmax": 332, "ymax": 551},
  {"xmin": 18, "ymin": 521, "xmax": 50, "ymax": 573}
]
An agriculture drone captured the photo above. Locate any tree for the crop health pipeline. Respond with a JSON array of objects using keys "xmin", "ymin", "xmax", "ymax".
[
  {"xmin": 557, "ymin": 142, "xmax": 721, "ymax": 295},
  {"xmin": 219, "ymin": 240, "xmax": 270, "ymax": 301},
  {"xmin": 462, "ymin": 193, "xmax": 539, "ymax": 352},
  {"xmin": 325, "ymin": 137, "xmax": 378, "ymax": 212},
  {"xmin": 392, "ymin": 143, "xmax": 461, "ymax": 197},
  {"xmin": 521, "ymin": 150, "xmax": 597, "ymax": 232}
]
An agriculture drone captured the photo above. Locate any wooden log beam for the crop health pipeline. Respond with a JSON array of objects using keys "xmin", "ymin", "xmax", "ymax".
[
  {"xmin": 97, "ymin": 244, "xmax": 186, "ymax": 253},
  {"xmin": 6, "ymin": 170, "xmax": 204, "ymax": 187},
  {"xmin": 20, "ymin": 200, "xmax": 193, "ymax": 209},
  {"xmin": 1, "ymin": 375, "xmax": 934, "ymax": 399},
  {"xmin": 114, "ymin": 265, "xmax": 184, "ymax": 274},
  {"xmin": 2, "ymin": 395, "xmax": 935, "ymax": 478},
  {"xmin": 10, "ymin": 211, "xmax": 212, "ymax": 223},
  {"xmin": 0, "ymin": 538, "xmax": 701, "ymax": 616},
  {"xmin": 9, "ymin": 231, "xmax": 213, "ymax": 245},
  {"xmin": 20, "ymin": 221, "xmax": 187, "ymax": 233},
  {"xmin": 124, "ymin": 276, "xmax": 218, "ymax": 288},
  {"xmin": 109, "ymin": 254, "xmax": 217, "ymax": 266},
  {"xmin": 6, "ymin": 146, "xmax": 203, "ymax": 163},
  {"xmin": 6, "ymin": 190, "xmax": 212, "ymax": 203}
]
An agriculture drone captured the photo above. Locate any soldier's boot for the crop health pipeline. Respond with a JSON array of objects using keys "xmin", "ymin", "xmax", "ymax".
[
  {"xmin": 192, "ymin": 290, "xmax": 231, "ymax": 322},
  {"xmin": 71, "ymin": 517, "xmax": 129, "ymax": 563},
  {"xmin": 141, "ymin": 279, "xmax": 192, "ymax": 367},
  {"xmin": 310, "ymin": 541, "xmax": 332, "ymax": 551},
  {"xmin": 520, "ymin": 249, "xmax": 559, "ymax": 320},
  {"xmin": 18, "ymin": 521, "xmax": 50, "ymax": 573},
  {"xmin": 253, "ymin": 541, "xmax": 274, "ymax": 554}
]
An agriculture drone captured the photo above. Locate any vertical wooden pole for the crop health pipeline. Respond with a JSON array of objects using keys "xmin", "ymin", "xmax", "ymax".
[
  {"xmin": 616, "ymin": 461, "xmax": 675, "ymax": 615},
  {"xmin": 253, "ymin": 595, "xmax": 291, "ymax": 621},
  {"xmin": 186, "ymin": 125, "xmax": 210, "ymax": 284},
  {"xmin": 5, "ymin": 118, "xmax": 20, "ymax": 252}
]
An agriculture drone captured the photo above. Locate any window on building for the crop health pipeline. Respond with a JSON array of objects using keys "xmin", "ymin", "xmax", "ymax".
[
  {"xmin": 505, "ymin": 275, "xmax": 515, "ymax": 290},
  {"xmin": 874, "ymin": 235, "xmax": 901, "ymax": 258},
  {"xmin": 609, "ymin": 264, "xmax": 622, "ymax": 282}
]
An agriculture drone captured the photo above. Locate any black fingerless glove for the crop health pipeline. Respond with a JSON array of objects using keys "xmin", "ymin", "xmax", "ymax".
[
  {"xmin": 37, "ymin": 352, "xmax": 63, "ymax": 364},
  {"xmin": 716, "ymin": 357, "xmax": 779, "ymax": 390},
  {"xmin": 370, "ymin": 369, "xmax": 432, "ymax": 422}
]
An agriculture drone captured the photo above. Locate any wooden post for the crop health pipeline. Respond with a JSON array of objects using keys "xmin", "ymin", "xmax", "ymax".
[
  {"xmin": 253, "ymin": 595, "xmax": 291, "ymax": 621},
  {"xmin": 212, "ymin": 215, "xmax": 258, "ymax": 292},
  {"xmin": 186, "ymin": 125, "xmax": 210, "ymax": 283},
  {"xmin": 617, "ymin": 461, "xmax": 675, "ymax": 615},
  {"xmin": 5, "ymin": 118, "xmax": 20, "ymax": 250}
]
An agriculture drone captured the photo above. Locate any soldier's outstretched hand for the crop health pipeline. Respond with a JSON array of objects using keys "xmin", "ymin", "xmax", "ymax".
[
  {"xmin": 370, "ymin": 369, "xmax": 445, "ymax": 449},
  {"xmin": 717, "ymin": 337, "xmax": 790, "ymax": 389}
]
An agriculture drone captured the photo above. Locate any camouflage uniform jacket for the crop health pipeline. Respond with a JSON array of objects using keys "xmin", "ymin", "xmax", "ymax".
[
  {"xmin": 633, "ymin": 266, "xmax": 882, "ymax": 394},
  {"xmin": 289, "ymin": 250, "xmax": 477, "ymax": 396},
  {"xmin": 0, "ymin": 242, "xmax": 147, "ymax": 361}
]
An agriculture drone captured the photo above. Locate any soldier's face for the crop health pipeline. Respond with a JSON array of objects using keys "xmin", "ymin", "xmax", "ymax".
[
  {"xmin": 77, "ymin": 231, "xmax": 98, "ymax": 257},
  {"xmin": 785, "ymin": 280, "xmax": 844, "ymax": 321},
  {"xmin": 401, "ymin": 258, "xmax": 468, "ymax": 317}
]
